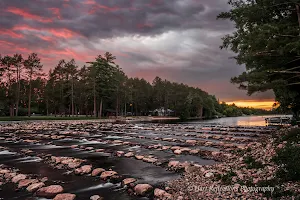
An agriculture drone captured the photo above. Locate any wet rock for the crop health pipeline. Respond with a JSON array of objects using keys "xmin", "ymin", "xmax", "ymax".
[
  {"xmin": 41, "ymin": 177, "xmax": 48, "ymax": 182},
  {"xmin": 124, "ymin": 152, "xmax": 134, "ymax": 157},
  {"xmin": 53, "ymin": 193, "xmax": 76, "ymax": 200},
  {"xmin": 61, "ymin": 158, "xmax": 74, "ymax": 165},
  {"xmin": 4, "ymin": 172, "xmax": 17, "ymax": 180},
  {"xmin": 68, "ymin": 161, "xmax": 81, "ymax": 169},
  {"xmin": 162, "ymin": 146, "xmax": 171, "ymax": 150},
  {"xmin": 12, "ymin": 174, "xmax": 27, "ymax": 183},
  {"xmin": 100, "ymin": 171, "xmax": 118, "ymax": 180},
  {"xmin": 18, "ymin": 179, "xmax": 38, "ymax": 188},
  {"xmin": 85, "ymin": 147, "xmax": 94, "ymax": 151},
  {"xmin": 180, "ymin": 148, "xmax": 191, "ymax": 153},
  {"xmin": 154, "ymin": 188, "xmax": 172, "ymax": 199},
  {"xmin": 92, "ymin": 168, "xmax": 105, "ymax": 176},
  {"xmin": 116, "ymin": 151, "xmax": 125, "ymax": 157},
  {"xmin": 90, "ymin": 195, "xmax": 104, "ymax": 200},
  {"xmin": 174, "ymin": 149, "xmax": 182, "ymax": 155},
  {"xmin": 142, "ymin": 157, "xmax": 157, "ymax": 163},
  {"xmin": 122, "ymin": 178, "xmax": 137, "ymax": 186},
  {"xmin": 0, "ymin": 169, "xmax": 10, "ymax": 174},
  {"xmin": 36, "ymin": 185, "xmax": 64, "ymax": 198},
  {"xmin": 75, "ymin": 165, "xmax": 92, "ymax": 175},
  {"xmin": 189, "ymin": 149, "xmax": 199, "ymax": 154},
  {"xmin": 134, "ymin": 184, "xmax": 153, "ymax": 196},
  {"xmin": 27, "ymin": 182, "xmax": 45, "ymax": 192},
  {"xmin": 168, "ymin": 161, "xmax": 180, "ymax": 168},
  {"xmin": 135, "ymin": 155, "xmax": 144, "ymax": 160},
  {"xmin": 211, "ymin": 151, "xmax": 220, "ymax": 157},
  {"xmin": 110, "ymin": 175, "xmax": 122, "ymax": 183},
  {"xmin": 186, "ymin": 140, "xmax": 197, "ymax": 145},
  {"xmin": 170, "ymin": 146, "xmax": 181, "ymax": 151}
]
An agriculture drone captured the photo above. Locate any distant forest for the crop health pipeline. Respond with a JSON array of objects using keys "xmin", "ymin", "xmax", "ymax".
[{"xmin": 0, "ymin": 52, "xmax": 274, "ymax": 119}]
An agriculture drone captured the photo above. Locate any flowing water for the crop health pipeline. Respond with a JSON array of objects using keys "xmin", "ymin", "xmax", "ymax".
[{"xmin": 0, "ymin": 117, "xmax": 276, "ymax": 200}]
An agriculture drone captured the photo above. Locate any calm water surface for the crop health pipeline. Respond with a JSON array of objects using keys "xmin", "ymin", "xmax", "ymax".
[{"xmin": 186, "ymin": 115, "xmax": 292, "ymax": 126}]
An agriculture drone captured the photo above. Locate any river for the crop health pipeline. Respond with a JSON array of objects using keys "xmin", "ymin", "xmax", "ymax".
[{"xmin": 185, "ymin": 115, "xmax": 292, "ymax": 126}]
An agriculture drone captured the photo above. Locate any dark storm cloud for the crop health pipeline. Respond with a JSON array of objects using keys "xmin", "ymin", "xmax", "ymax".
[{"xmin": 0, "ymin": 0, "xmax": 275, "ymax": 103}]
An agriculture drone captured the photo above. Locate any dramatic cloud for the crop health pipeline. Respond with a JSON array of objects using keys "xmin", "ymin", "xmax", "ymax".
[{"xmin": 0, "ymin": 0, "xmax": 275, "ymax": 107}]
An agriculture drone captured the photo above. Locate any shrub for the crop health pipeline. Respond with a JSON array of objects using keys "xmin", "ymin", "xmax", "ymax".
[
  {"xmin": 281, "ymin": 128, "xmax": 300, "ymax": 144},
  {"xmin": 272, "ymin": 144, "xmax": 300, "ymax": 181},
  {"xmin": 244, "ymin": 156, "xmax": 264, "ymax": 169}
]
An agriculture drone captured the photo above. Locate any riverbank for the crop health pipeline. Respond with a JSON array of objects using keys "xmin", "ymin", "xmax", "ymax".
[
  {"xmin": 168, "ymin": 127, "xmax": 300, "ymax": 199},
  {"xmin": 0, "ymin": 116, "xmax": 180, "ymax": 122}
]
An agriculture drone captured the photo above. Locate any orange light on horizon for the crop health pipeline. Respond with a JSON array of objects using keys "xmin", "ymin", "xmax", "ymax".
[{"xmin": 225, "ymin": 100, "xmax": 275, "ymax": 110}]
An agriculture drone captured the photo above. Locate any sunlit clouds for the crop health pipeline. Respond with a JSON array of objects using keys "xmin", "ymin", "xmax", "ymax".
[{"xmin": 0, "ymin": 0, "xmax": 275, "ymax": 108}]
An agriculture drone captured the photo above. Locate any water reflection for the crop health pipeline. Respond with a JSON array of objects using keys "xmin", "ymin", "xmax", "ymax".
[{"xmin": 188, "ymin": 115, "xmax": 292, "ymax": 127}]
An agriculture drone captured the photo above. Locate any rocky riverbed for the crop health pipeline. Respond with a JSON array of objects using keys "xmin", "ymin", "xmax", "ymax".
[{"xmin": 0, "ymin": 120, "xmax": 287, "ymax": 199}]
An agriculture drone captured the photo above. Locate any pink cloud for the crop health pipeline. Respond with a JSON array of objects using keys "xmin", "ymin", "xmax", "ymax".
[{"xmin": 6, "ymin": 7, "xmax": 53, "ymax": 23}]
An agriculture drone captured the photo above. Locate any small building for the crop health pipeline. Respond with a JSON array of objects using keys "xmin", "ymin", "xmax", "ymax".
[{"xmin": 151, "ymin": 107, "xmax": 174, "ymax": 116}]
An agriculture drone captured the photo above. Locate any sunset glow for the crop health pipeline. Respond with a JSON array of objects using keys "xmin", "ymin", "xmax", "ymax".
[
  {"xmin": 225, "ymin": 100, "xmax": 275, "ymax": 110},
  {"xmin": 0, "ymin": 0, "xmax": 274, "ymax": 103}
]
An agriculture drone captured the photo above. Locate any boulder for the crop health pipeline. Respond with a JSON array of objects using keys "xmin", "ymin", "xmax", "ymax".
[
  {"xmin": 122, "ymin": 178, "xmax": 137, "ymax": 186},
  {"xmin": 134, "ymin": 184, "xmax": 153, "ymax": 196},
  {"xmin": 36, "ymin": 185, "xmax": 64, "ymax": 198},
  {"xmin": 18, "ymin": 179, "xmax": 38, "ymax": 188},
  {"xmin": 100, "ymin": 171, "xmax": 118, "ymax": 180},
  {"xmin": 91, "ymin": 168, "xmax": 105, "ymax": 176},
  {"xmin": 53, "ymin": 193, "xmax": 76, "ymax": 200},
  {"xmin": 26, "ymin": 182, "xmax": 45, "ymax": 192},
  {"xmin": 12, "ymin": 174, "xmax": 27, "ymax": 183},
  {"xmin": 154, "ymin": 188, "xmax": 172, "ymax": 199}
]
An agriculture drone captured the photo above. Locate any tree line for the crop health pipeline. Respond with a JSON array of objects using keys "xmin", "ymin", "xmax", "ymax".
[
  {"xmin": 0, "ymin": 52, "xmax": 271, "ymax": 119},
  {"xmin": 218, "ymin": 0, "xmax": 300, "ymax": 120}
]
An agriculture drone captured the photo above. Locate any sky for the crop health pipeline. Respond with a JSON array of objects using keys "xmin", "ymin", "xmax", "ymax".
[{"xmin": 0, "ymin": 0, "xmax": 275, "ymax": 109}]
